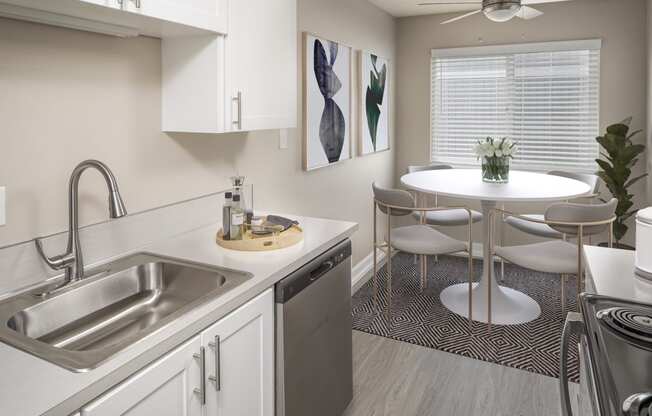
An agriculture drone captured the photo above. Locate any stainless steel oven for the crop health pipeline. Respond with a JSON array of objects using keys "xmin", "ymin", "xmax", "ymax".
[{"xmin": 560, "ymin": 294, "xmax": 652, "ymax": 416}]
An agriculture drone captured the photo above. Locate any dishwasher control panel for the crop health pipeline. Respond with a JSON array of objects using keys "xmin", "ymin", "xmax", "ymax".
[{"xmin": 274, "ymin": 239, "xmax": 351, "ymax": 304}]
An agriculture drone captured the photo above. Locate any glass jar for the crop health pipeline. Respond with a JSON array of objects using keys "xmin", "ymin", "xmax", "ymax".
[{"xmin": 482, "ymin": 156, "xmax": 510, "ymax": 183}]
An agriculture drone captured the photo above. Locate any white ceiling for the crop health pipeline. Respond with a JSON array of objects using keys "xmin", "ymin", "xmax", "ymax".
[{"xmin": 368, "ymin": 0, "xmax": 479, "ymax": 18}]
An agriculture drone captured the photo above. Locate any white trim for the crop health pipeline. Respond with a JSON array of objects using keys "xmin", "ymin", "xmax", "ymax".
[
  {"xmin": 431, "ymin": 39, "xmax": 602, "ymax": 58},
  {"xmin": 352, "ymin": 248, "xmax": 388, "ymax": 293},
  {"xmin": 352, "ymin": 243, "xmax": 491, "ymax": 294}
]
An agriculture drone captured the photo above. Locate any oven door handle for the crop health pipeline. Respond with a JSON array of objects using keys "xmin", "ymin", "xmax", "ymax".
[{"xmin": 560, "ymin": 312, "xmax": 585, "ymax": 416}]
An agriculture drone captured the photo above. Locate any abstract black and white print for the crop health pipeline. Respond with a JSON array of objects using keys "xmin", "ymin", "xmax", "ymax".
[{"xmin": 304, "ymin": 34, "xmax": 351, "ymax": 170}]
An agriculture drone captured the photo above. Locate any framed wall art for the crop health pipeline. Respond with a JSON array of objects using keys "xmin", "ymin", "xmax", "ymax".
[
  {"xmin": 303, "ymin": 33, "xmax": 352, "ymax": 171},
  {"xmin": 359, "ymin": 51, "xmax": 390, "ymax": 156}
]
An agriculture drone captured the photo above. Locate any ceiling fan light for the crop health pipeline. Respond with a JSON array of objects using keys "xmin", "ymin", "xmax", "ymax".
[{"xmin": 483, "ymin": 3, "xmax": 521, "ymax": 22}]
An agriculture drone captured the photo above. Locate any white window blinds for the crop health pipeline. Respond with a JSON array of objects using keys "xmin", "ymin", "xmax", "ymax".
[{"xmin": 431, "ymin": 40, "xmax": 601, "ymax": 171}]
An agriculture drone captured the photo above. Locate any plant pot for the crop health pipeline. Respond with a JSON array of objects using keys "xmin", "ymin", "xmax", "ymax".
[
  {"xmin": 597, "ymin": 242, "xmax": 635, "ymax": 251},
  {"xmin": 482, "ymin": 156, "xmax": 510, "ymax": 183}
]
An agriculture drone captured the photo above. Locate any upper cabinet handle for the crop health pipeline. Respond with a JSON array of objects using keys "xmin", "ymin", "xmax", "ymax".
[{"xmin": 232, "ymin": 92, "xmax": 242, "ymax": 130}]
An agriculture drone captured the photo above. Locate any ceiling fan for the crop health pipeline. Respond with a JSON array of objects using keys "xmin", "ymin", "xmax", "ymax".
[{"xmin": 418, "ymin": 0, "xmax": 568, "ymax": 25}]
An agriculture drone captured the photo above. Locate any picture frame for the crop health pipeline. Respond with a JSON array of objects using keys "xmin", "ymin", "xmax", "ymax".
[
  {"xmin": 302, "ymin": 32, "xmax": 353, "ymax": 171},
  {"xmin": 358, "ymin": 50, "xmax": 390, "ymax": 156}
]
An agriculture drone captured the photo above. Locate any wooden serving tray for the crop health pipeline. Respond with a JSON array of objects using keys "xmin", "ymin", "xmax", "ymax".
[{"xmin": 216, "ymin": 224, "xmax": 303, "ymax": 251}]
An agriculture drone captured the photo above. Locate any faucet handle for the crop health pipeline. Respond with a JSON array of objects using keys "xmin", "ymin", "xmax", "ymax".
[{"xmin": 34, "ymin": 238, "xmax": 75, "ymax": 271}]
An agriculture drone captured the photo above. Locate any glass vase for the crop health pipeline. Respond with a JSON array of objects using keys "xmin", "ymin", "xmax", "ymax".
[{"xmin": 482, "ymin": 156, "xmax": 510, "ymax": 183}]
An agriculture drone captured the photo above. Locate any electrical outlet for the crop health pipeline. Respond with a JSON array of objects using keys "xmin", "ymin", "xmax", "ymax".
[
  {"xmin": 279, "ymin": 129, "xmax": 288, "ymax": 150},
  {"xmin": 0, "ymin": 187, "xmax": 5, "ymax": 226}
]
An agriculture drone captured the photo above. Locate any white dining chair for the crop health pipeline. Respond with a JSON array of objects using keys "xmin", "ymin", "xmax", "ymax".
[
  {"xmin": 372, "ymin": 183, "xmax": 474, "ymax": 322},
  {"xmin": 407, "ymin": 164, "xmax": 484, "ymax": 227},
  {"xmin": 503, "ymin": 171, "xmax": 601, "ymax": 240},
  {"xmin": 498, "ymin": 171, "xmax": 601, "ymax": 282},
  {"xmin": 489, "ymin": 199, "xmax": 616, "ymax": 320}
]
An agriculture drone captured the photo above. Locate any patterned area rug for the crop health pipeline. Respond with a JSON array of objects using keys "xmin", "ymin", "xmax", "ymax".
[{"xmin": 352, "ymin": 253, "xmax": 579, "ymax": 382}]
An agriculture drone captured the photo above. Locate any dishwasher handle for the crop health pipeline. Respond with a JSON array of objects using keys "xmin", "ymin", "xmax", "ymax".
[
  {"xmin": 311, "ymin": 260, "xmax": 335, "ymax": 281},
  {"xmin": 275, "ymin": 239, "xmax": 351, "ymax": 304},
  {"xmin": 560, "ymin": 312, "xmax": 584, "ymax": 416}
]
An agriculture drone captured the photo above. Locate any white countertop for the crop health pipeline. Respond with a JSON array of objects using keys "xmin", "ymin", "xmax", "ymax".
[
  {"xmin": 0, "ymin": 214, "xmax": 358, "ymax": 416},
  {"xmin": 584, "ymin": 245, "xmax": 652, "ymax": 304}
]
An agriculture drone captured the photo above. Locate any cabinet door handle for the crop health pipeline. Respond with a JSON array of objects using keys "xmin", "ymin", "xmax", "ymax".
[
  {"xmin": 129, "ymin": 0, "xmax": 141, "ymax": 8},
  {"xmin": 208, "ymin": 336, "xmax": 221, "ymax": 391},
  {"xmin": 232, "ymin": 92, "xmax": 242, "ymax": 130},
  {"xmin": 193, "ymin": 347, "xmax": 206, "ymax": 405}
]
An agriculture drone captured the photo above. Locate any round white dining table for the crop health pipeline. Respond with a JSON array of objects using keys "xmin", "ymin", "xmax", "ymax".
[{"xmin": 401, "ymin": 169, "xmax": 592, "ymax": 325}]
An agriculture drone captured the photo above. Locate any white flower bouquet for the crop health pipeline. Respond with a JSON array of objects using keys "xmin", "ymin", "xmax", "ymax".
[{"xmin": 474, "ymin": 137, "xmax": 517, "ymax": 183}]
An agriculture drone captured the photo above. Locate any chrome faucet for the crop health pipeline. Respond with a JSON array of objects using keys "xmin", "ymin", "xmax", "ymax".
[{"xmin": 35, "ymin": 160, "xmax": 127, "ymax": 291}]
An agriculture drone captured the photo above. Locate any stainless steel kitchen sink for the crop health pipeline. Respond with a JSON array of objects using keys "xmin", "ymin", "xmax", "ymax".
[{"xmin": 0, "ymin": 253, "xmax": 251, "ymax": 372}]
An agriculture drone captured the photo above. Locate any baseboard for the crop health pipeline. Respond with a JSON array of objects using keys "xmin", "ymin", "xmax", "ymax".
[
  {"xmin": 353, "ymin": 243, "xmax": 500, "ymax": 291},
  {"xmin": 351, "ymin": 249, "xmax": 390, "ymax": 293}
]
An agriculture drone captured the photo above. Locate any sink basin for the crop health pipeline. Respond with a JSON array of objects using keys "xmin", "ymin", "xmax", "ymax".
[{"xmin": 0, "ymin": 253, "xmax": 252, "ymax": 372}]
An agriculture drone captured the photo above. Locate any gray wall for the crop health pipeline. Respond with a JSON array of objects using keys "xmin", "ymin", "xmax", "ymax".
[
  {"xmin": 396, "ymin": 0, "xmax": 648, "ymax": 245},
  {"xmin": 0, "ymin": 0, "xmax": 396, "ymax": 265}
]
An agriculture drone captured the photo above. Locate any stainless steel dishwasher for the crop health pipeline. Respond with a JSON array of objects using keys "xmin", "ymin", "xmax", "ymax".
[{"xmin": 275, "ymin": 239, "xmax": 353, "ymax": 416}]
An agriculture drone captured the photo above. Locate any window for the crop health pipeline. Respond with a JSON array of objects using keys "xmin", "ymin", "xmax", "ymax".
[{"xmin": 431, "ymin": 40, "xmax": 601, "ymax": 172}]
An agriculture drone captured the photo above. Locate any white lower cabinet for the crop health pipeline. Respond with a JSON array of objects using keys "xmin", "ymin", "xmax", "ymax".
[
  {"xmin": 202, "ymin": 288, "xmax": 274, "ymax": 416},
  {"xmin": 79, "ymin": 288, "xmax": 274, "ymax": 416},
  {"xmin": 81, "ymin": 336, "xmax": 203, "ymax": 416}
]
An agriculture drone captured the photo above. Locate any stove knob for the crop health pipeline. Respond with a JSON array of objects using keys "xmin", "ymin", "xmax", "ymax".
[{"xmin": 623, "ymin": 393, "xmax": 652, "ymax": 416}]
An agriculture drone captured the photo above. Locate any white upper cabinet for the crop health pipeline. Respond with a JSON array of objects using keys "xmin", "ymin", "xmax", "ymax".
[
  {"xmin": 0, "ymin": 0, "xmax": 227, "ymax": 37},
  {"xmin": 224, "ymin": 0, "xmax": 297, "ymax": 132},
  {"xmin": 162, "ymin": 0, "xmax": 297, "ymax": 133},
  {"xmin": 1, "ymin": 0, "xmax": 297, "ymax": 134},
  {"xmin": 122, "ymin": 0, "xmax": 227, "ymax": 34}
]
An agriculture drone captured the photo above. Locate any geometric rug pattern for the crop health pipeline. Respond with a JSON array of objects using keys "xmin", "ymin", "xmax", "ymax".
[{"xmin": 352, "ymin": 253, "xmax": 579, "ymax": 382}]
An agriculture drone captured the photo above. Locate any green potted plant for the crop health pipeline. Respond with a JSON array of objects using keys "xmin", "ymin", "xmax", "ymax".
[{"xmin": 595, "ymin": 117, "xmax": 647, "ymax": 249}]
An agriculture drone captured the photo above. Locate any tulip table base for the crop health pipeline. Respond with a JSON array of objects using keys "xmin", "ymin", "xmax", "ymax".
[{"xmin": 440, "ymin": 200, "xmax": 541, "ymax": 325}]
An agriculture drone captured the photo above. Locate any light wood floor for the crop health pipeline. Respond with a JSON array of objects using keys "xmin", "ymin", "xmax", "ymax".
[{"xmin": 343, "ymin": 331, "xmax": 578, "ymax": 416}]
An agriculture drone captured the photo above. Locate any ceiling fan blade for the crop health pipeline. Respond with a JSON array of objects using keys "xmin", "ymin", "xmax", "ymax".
[
  {"xmin": 440, "ymin": 9, "xmax": 482, "ymax": 24},
  {"xmin": 522, "ymin": 0, "xmax": 571, "ymax": 4},
  {"xmin": 517, "ymin": 6, "xmax": 544, "ymax": 19},
  {"xmin": 419, "ymin": 1, "xmax": 480, "ymax": 5}
]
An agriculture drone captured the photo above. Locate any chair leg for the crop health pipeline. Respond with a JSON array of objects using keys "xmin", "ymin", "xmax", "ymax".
[
  {"xmin": 387, "ymin": 216, "xmax": 393, "ymax": 320},
  {"xmin": 468, "ymin": 249, "xmax": 473, "ymax": 330},
  {"xmin": 424, "ymin": 255, "xmax": 428, "ymax": 288},
  {"xmin": 488, "ymin": 254, "xmax": 492, "ymax": 333},
  {"xmin": 419, "ymin": 254, "xmax": 425, "ymax": 292},
  {"xmin": 561, "ymin": 274, "xmax": 567, "ymax": 317},
  {"xmin": 577, "ymin": 228, "xmax": 584, "ymax": 307}
]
